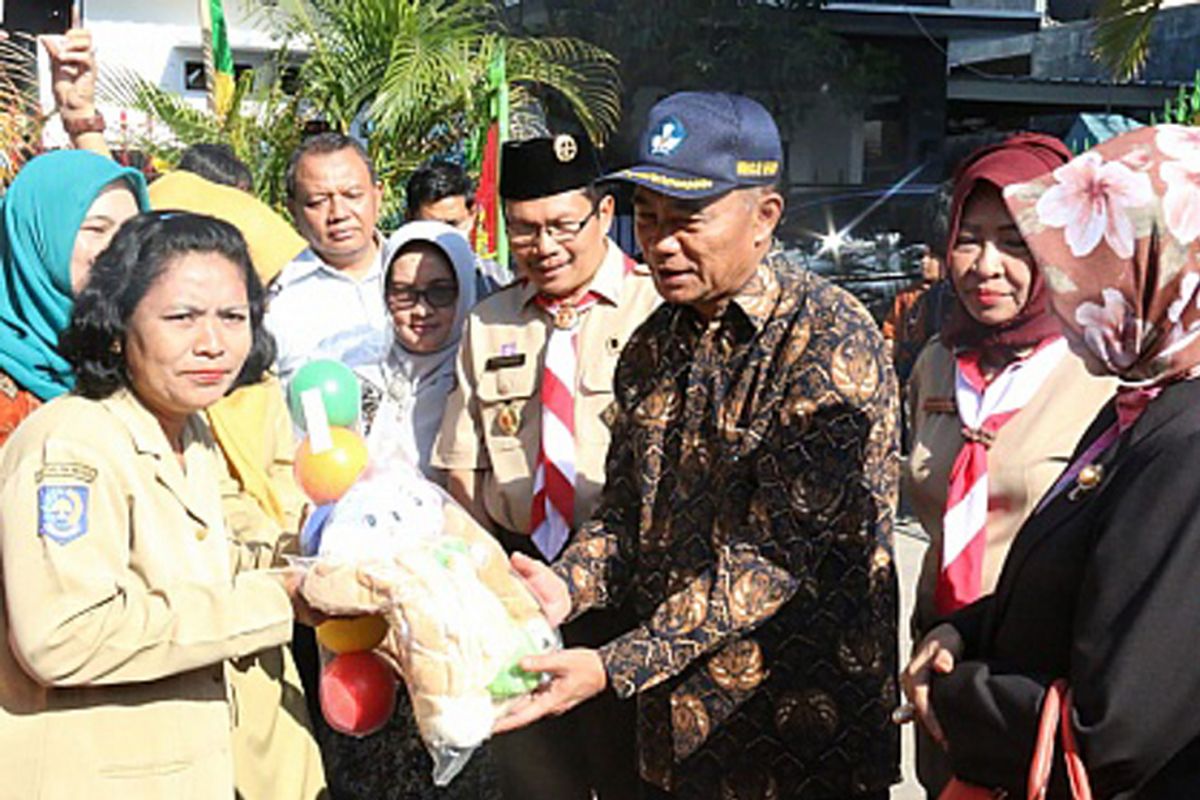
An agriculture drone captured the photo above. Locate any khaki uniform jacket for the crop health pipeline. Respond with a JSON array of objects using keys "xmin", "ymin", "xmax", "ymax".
[
  {"xmin": 209, "ymin": 380, "xmax": 327, "ymax": 800},
  {"xmin": 0, "ymin": 390, "xmax": 294, "ymax": 799},
  {"xmin": 433, "ymin": 240, "xmax": 661, "ymax": 535},
  {"xmin": 905, "ymin": 337, "xmax": 1116, "ymax": 635}
]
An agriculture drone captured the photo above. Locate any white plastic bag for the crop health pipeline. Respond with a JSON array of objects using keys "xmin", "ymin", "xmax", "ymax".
[{"xmin": 299, "ymin": 457, "xmax": 559, "ymax": 785}]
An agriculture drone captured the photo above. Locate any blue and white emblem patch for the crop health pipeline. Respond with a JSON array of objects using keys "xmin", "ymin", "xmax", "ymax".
[
  {"xmin": 38, "ymin": 485, "xmax": 89, "ymax": 545},
  {"xmin": 649, "ymin": 116, "xmax": 687, "ymax": 157}
]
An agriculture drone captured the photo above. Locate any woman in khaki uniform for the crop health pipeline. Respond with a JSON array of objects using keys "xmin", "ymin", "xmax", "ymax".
[
  {"xmin": 0, "ymin": 212, "xmax": 309, "ymax": 799},
  {"xmin": 153, "ymin": 168, "xmax": 327, "ymax": 800},
  {"xmin": 904, "ymin": 134, "xmax": 1114, "ymax": 795}
]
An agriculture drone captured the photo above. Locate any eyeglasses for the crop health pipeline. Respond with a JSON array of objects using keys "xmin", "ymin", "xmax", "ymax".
[
  {"xmin": 507, "ymin": 201, "xmax": 602, "ymax": 248},
  {"xmin": 385, "ymin": 282, "xmax": 458, "ymax": 310}
]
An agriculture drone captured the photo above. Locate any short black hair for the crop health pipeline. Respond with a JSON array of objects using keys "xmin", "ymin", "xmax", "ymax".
[
  {"xmin": 178, "ymin": 143, "xmax": 254, "ymax": 192},
  {"xmin": 405, "ymin": 161, "xmax": 474, "ymax": 219},
  {"xmin": 923, "ymin": 180, "xmax": 954, "ymax": 256},
  {"xmin": 61, "ymin": 211, "xmax": 275, "ymax": 399},
  {"xmin": 286, "ymin": 132, "xmax": 377, "ymax": 201}
]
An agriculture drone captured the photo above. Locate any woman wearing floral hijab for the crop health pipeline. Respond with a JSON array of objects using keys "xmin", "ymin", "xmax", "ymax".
[{"xmin": 903, "ymin": 125, "xmax": 1200, "ymax": 798}]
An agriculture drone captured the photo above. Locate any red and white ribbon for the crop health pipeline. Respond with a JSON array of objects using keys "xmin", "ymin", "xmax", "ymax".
[
  {"xmin": 936, "ymin": 337, "xmax": 1067, "ymax": 614},
  {"xmin": 529, "ymin": 293, "xmax": 599, "ymax": 560}
]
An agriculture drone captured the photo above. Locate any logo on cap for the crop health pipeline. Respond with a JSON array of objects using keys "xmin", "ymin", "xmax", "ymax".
[
  {"xmin": 553, "ymin": 134, "xmax": 578, "ymax": 163},
  {"xmin": 649, "ymin": 117, "xmax": 686, "ymax": 157}
]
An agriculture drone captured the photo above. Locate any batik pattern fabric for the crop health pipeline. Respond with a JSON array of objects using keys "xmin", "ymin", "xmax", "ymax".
[{"xmin": 553, "ymin": 253, "xmax": 901, "ymax": 799}]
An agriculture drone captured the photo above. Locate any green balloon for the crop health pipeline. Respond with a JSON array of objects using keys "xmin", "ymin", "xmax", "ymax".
[{"xmin": 287, "ymin": 359, "xmax": 361, "ymax": 430}]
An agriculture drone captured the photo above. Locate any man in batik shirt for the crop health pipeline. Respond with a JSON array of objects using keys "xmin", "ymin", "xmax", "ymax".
[{"xmin": 498, "ymin": 92, "xmax": 901, "ymax": 800}]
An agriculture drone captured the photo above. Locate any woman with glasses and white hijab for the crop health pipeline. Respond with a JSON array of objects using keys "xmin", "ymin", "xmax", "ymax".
[
  {"xmin": 320, "ymin": 220, "xmax": 503, "ymax": 799},
  {"xmin": 363, "ymin": 220, "xmax": 479, "ymax": 480}
]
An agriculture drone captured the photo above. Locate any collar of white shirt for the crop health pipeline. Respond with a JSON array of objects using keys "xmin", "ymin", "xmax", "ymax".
[{"xmin": 274, "ymin": 232, "xmax": 386, "ymax": 289}]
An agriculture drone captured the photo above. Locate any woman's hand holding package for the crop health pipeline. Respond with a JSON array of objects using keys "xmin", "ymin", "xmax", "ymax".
[
  {"xmin": 901, "ymin": 622, "xmax": 964, "ymax": 747},
  {"xmin": 272, "ymin": 566, "xmax": 328, "ymax": 628}
]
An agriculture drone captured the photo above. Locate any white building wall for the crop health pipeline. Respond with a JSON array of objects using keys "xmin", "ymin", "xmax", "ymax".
[{"xmin": 41, "ymin": 0, "xmax": 281, "ymax": 146}]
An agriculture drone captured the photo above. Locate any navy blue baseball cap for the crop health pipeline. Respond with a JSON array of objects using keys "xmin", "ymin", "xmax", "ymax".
[{"xmin": 606, "ymin": 92, "xmax": 783, "ymax": 199}]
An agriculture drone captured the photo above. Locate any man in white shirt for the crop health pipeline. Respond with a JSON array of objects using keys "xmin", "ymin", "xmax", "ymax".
[{"xmin": 265, "ymin": 133, "xmax": 389, "ymax": 387}]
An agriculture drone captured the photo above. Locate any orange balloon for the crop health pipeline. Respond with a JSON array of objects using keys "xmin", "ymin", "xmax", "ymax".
[
  {"xmin": 317, "ymin": 615, "xmax": 389, "ymax": 654},
  {"xmin": 295, "ymin": 427, "xmax": 368, "ymax": 504}
]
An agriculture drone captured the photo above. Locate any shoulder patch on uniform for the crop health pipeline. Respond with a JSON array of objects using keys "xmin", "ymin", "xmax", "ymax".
[
  {"xmin": 35, "ymin": 462, "xmax": 98, "ymax": 484},
  {"xmin": 38, "ymin": 485, "xmax": 90, "ymax": 545}
]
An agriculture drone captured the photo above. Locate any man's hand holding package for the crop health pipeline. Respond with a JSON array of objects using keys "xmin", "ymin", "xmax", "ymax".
[
  {"xmin": 493, "ymin": 648, "xmax": 607, "ymax": 733},
  {"xmin": 508, "ymin": 551, "xmax": 571, "ymax": 627}
]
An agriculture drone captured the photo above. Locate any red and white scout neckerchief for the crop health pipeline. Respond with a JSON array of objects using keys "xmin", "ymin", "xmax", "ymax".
[
  {"xmin": 529, "ymin": 291, "xmax": 600, "ymax": 560},
  {"xmin": 528, "ymin": 254, "xmax": 635, "ymax": 561},
  {"xmin": 935, "ymin": 337, "xmax": 1067, "ymax": 614}
]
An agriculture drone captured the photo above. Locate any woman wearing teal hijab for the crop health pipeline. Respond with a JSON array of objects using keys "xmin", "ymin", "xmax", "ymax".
[{"xmin": 0, "ymin": 150, "xmax": 149, "ymax": 438}]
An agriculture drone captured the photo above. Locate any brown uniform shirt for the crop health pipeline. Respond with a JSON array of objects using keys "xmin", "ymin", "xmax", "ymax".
[
  {"xmin": 432, "ymin": 239, "xmax": 661, "ymax": 535},
  {"xmin": 905, "ymin": 337, "xmax": 1116, "ymax": 635},
  {"xmin": 0, "ymin": 390, "xmax": 294, "ymax": 799},
  {"xmin": 208, "ymin": 379, "xmax": 327, "ymax": 800}
]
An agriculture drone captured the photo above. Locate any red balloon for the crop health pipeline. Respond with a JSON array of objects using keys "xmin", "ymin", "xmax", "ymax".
[
  {"xmin": 295, "ymin": 427, "xmax": 368, "ymax": 504},
  {"xmin": 320, "ymin": 651, "xmax": 397, "ymax": 737}
]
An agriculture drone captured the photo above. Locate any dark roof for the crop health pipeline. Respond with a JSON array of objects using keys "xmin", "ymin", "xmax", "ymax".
[
  {"xmin": 948, "ymin": 72, "xmax": 1185, "ymax": 108},
  {"xmin": 820, "ymin": 2, "xmax": 1041, "ymax": 38}
]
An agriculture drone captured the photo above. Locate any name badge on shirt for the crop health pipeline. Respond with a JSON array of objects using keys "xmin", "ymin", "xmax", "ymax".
[
  {"xmin": 923, "ymin": 397, "xmax": 956, "ymax": 415},
  {"xmin": 486, "ymin": 354, "xmax": 527, "ymax": 371},
  {"xmin": 38, "ymin": 485, "xmax": 90, "ymax": 545}
]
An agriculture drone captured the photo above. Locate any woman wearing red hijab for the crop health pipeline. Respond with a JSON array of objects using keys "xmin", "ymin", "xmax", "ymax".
[
  {"xmin": 904, "ymin": 133, "xmax": 1115, "ymax": 793},
  {"xmin": 904, "ymin": 122, "xmax": 1200, "ymax": 800}
]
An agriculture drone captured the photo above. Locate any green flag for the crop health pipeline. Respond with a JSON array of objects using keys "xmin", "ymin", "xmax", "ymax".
[{"xmin": 199, "ymin": 0, "xmax": 235, "ymax": 117}]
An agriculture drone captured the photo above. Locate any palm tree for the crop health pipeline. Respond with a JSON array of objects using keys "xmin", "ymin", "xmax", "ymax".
[
  {"xmin": 254, "ymin": 0, "xmax": 619, "ymax": 206},
  {"xmin": 99, "ymin": 0, "xmax": 621, "ymax": 218},
  {"xmin": 99, "ymin": 50, "xmax": 308, "ymax": 211},
  {"xmin": 1091, "ymin": 0, "xmax": 1163, "ymax": 80},
  {"xmin": 0, "ymin": 33, "xmax": 49, "ymax": 187}
]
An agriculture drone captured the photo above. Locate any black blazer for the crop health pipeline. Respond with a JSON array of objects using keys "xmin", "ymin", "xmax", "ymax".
[{"xmin": 931, "ymin": 378, "xmax": 1200, "ymax": 800}]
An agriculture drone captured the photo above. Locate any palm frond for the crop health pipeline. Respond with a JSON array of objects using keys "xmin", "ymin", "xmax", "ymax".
[
  {"xmin": 504, "ymin": 36, "xmax": 622, "ymax": 146},
  {"xmin": 192, "ymin": 0, "xmax": 621, "ymax": 214},
  {"xmin": 98, "ymin": 65, "xmax": 222, "ymax": 144},
  {"xmin": 1091, "ymin": 0, "xmax": 1161, "ymax": 80},
  {"xmin": 0, "ymin": 33, "xmax": 48, "ymax": 184},
  {"xmin": 97, "ymin": 58, "xmax": 309, "ymax": 214}
]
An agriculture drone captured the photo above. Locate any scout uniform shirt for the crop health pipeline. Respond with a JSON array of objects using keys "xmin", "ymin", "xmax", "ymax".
[
  {"xmin": 0, "ymin": 389, "xmax": 294, "ymax": 800},
  {"xmin": 433, "ymin": 239, "xmax": 660, "ymax": 536}
]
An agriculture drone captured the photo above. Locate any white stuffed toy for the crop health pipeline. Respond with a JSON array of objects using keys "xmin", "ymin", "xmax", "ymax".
[{"xmin": 301, "ymin": 464, "xmax": 557, "ymax": 770}]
